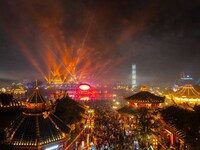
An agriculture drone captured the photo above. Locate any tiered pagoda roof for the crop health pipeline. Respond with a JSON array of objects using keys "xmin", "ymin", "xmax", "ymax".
[
  {"xmin": 7, "ymin": 114, "xmax": 70, "ymax": 147},
  {"xmin": 27, "ymin": 86, "xmax": 46, "ymax": 103},
  {"xmin": 174, "ymin": 84, "xmax": 200, "ymax": 98},
  {"xmin": 125, "ymin": 86, "xmax": 165, "ymax": 103},
  {"xmin": 5, "ymin": 82, "xmax": 70, "ymax": 149}
]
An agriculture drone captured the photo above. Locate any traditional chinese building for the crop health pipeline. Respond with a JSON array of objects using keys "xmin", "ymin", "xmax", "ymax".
[
  {"xmin": 5, "ymin": 82, "xmax": 70, "ymax": 150},
  {"xmin": 125, "ymin": 86, "xmax": 165, "ymax": 108},
  {"xmin": 171, "ymin": 84, "xmax": 200, "ymax": 105},
  {"xmin": 12, "ymin": 88, "xmax": 27, "ymax": 99},
  {"xmin": 0, "ymin": 93, "xmax": 23, "ymax": 108},
  {"xmin": 117, "ymin": 86, "xmax": 165, "ymax": 149}
]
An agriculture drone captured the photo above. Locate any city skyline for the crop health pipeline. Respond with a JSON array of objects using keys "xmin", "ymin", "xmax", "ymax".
[{"xmin": 0, "ymin": 0, "xmax": 200, "ymax": 85}]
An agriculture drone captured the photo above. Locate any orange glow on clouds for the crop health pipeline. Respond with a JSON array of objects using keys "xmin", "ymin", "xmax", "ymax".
[{"xmin": 1, "ymin": 1, "xmax": 137, "ymax": 83}]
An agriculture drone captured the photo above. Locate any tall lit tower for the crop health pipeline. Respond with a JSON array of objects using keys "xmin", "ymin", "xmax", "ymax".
[{"xmin": 132, "ymin": 64, "xmax": 137, "ymax": 88}]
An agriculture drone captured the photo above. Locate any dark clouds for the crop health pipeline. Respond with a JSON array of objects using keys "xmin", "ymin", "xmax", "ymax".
[{"xmin": 0, "ymin": 0, "xmax": 200, "ymax": 85}]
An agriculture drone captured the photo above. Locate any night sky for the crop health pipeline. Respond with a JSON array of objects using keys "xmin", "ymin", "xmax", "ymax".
[{"xmin": 0, "ymin": 0, "xmax": 200, "ymax": 85}]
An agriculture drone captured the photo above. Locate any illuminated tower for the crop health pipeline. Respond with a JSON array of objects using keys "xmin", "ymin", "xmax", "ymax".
[{"xmin": 132, "ymin": 64, "xmax": 137, "ymax": 88}]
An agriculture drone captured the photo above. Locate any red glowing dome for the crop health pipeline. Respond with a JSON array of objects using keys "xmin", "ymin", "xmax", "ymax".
[{"xmin": 74, "ymin": 83, "xmax": 99, "ymax": 101}]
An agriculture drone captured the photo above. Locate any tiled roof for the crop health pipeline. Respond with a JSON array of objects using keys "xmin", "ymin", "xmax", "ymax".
[
  {"xmin": 6, "ymin": 113, "xmax": 70, "ymax": 148},
  {"xmin": 5, "ymin": 82, "xmax": 70, "ymax": 148},
  {"xmin": 125, "ymin": 91, "xmax": 165, "ymax": 103},
  {"xmin": 27, "ymin": 87, "xmax": 46, "ymax": 104}
]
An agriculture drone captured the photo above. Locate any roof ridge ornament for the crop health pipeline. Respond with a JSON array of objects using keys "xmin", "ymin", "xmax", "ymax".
[{"xmin": 140, "ymin": 86, "xmax": 148, "ymax": 91}]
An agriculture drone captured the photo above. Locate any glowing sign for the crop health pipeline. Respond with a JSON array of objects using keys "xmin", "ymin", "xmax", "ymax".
[
  {"xmin": 80, "ymin": 97, "xmax": 90, "ymax": 101},
  {"xmin": 45, "ymin": 145, "xmax": 59, "ymax": 150},
  {"xmin": 79, "ymin": 84, "xmax": 90, "ymax": 90}
]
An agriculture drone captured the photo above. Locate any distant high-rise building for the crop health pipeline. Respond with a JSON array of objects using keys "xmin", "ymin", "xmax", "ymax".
[
  {"xmin": 132, "ymin": 64, "xmax": 136, "ymax": 88},
  {"xmin": 180, "ymin": 72, "xmax": 193, "ymax": 81}
]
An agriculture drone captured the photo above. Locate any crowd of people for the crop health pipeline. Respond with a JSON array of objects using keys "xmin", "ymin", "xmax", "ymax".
[
  {"xmin": 85, "ymin": 100, "xmax": 140, "ymax": 150},
  {"xmin": 72, "ymin": 100, "xmax": 153, "ymax": 150},
  {"xmin": 90, "ymin": 110, "xmax": 138, "ymax": 150}
]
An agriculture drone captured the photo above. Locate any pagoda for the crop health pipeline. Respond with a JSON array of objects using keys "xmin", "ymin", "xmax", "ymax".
[
  {"xmin": 5, "ymin": 81, "xmax": 70, "ymax": 150},
  {"xmin": 125, "ymin": 86, "xmax": 165, "ymax": 108},
  {"xmin": 171, "ymin": 84, "xmax": 200, "ymax": 105}
]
